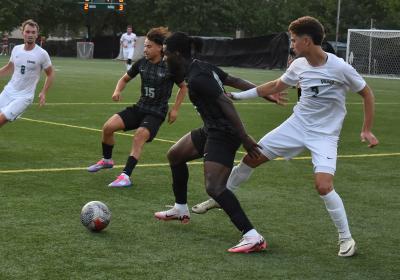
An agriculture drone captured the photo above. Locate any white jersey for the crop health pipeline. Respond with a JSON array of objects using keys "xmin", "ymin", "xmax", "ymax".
[
  {"xmin": 280, "ymin": 52, "xmax": 366, "ymax": 136},
  {"xmin": 120, "ymin": 32, "xmax": 136, "ymax": 49},
  {"xmin": 4, "ymin": 44, "xmax": 52, "ymax": 98}
]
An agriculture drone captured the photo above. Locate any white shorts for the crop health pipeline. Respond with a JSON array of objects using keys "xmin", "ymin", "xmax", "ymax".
[
  {"xmin": 122, "ymin": 47, "xmax": 134, "ymax": 60},
  {"xmin": 258, "ymin": 115, "xmax": 338, "ymax": 175},
  {"xmin": 0, "ymin": 90, "xmax": 33, "ymax": 121}
]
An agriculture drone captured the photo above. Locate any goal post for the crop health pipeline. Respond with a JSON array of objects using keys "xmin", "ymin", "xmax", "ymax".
[{"xmin": 346, "ymin": 29, "xmax": 400, "ymax": 79}]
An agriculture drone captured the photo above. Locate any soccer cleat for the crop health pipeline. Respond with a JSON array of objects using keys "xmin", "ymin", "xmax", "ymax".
[
  {"xmin": 87, "ymin": 159, "xmax": 114, "ymax": 172},
  {"xmin": 338, "ymin": 238, "xmax": 356, "ymax": 257},
  {"xmin": 191, "ymin": 198, "xmax": 221, "ymax": 214},
  {"xmin": 108, "ymin": 173, "xmax": 132, "ymax": 188},
  {"xmin": 154, "ymin": 206, "xmax": 190, "ymax": 224},
  {"xmin": 228, "ymin": 234, "xmax": 267, "ymax": 253}
]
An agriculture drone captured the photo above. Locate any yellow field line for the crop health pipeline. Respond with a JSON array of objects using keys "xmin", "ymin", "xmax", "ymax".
[
  {"xmin": 1, "ymin": 153, "xmax": 399, "ymax": 174},
  {"xmin": 20, "ymin": 117, "xmax": 176, "ymax": 144}
]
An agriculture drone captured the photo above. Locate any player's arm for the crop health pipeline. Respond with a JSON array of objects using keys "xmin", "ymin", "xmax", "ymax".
[
  {"xmin": 38, "ymin": 66, "xmax": 55, "ymax": 107},
  {"xmin": 216, "ymin": 94, "xmax": 261, "ymax": 158},
  {"xmin": 224, "ymin": 75, "xmax": 288, "ymax": 105},
  {"xmin": 0, "ymin": 61, "xmax": 13, "ymax": 77},
  {"xmin": 358, "ymin": 85, "xmax": 379, "ymax": 148},
  {"xmin": 112, "ymin": 73, "xmax": 132, "ymax": 101},
  {"xmin": 168, "ymin": 82, "xmax": 187, "ymax": 124},
  {"xmin": 231, "ymin": 78, "xmax": 290, "ymax": 101}
]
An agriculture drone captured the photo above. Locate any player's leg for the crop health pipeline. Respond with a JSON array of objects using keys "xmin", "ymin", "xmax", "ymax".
[
  {"xmin": 126, "ymin": 48, "xmax": 133, "ymax": 70},
  {"xmin": 193, "ymin": 117, "xmax": 303, "ymax": 214},
  {"xmin": 309, "ymin": 136, "xmax": 356, "ymax": 257},
  {"xmin": 202, "ymin": 132, "xmax": 266, "ymax": 253},
  {"xmin": 191, "ymin": 153, "xmax": 269, "ymax": 214},
  {"xmin": 110, "ymin": 114, "xmax": 163, "ymax": 187},
  {"xmin": 155, "ymin": 129, "xmax": 204, "ymax": 222},
  {"xmin": 0, "ymin": 94, "xmax": 31, "ymax": 127},
  {"xmin": 87, "ymin": 114, "xmax": 125, "ymax": 172},
  {"xmin": 0, "ymin": 113, "xmax": 8, "ymax": 127}
]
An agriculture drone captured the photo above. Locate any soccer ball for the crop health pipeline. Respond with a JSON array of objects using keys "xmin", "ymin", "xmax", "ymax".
[{"xmin": 80, "ymin": 201, "xmax": 111, "ymax": 232}]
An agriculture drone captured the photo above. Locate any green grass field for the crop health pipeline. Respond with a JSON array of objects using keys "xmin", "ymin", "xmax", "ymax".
[{"xmin": 0, "ymin": 57, "xmax": 399, "ymax": 280}]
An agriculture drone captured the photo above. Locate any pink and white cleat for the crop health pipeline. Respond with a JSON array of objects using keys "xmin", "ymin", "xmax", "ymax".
[
  {"xmin": 87, "ymin": 159, "xmax": 114, "ymax": 172},
  {"xmin": 108, "ymin": 173, "xmax": 132, "ymax": 188},
  {"xmin": 154, "ymin": 206, "xmax": 190, "ymax": 224},
  {"xmin": 228, "ymin": 234, "xmax": 267, "ymax": 253}
]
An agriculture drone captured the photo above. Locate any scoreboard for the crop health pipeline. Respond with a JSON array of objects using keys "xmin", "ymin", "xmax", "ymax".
[{"xmin": 81, "ymin": 0, "xmax": 126, "ymax": 13}]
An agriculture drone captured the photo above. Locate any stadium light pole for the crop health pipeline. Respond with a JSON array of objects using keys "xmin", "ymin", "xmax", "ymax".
[{"xmin": 335, "ymin": 0, "xmax": 341, "ymax": 53}]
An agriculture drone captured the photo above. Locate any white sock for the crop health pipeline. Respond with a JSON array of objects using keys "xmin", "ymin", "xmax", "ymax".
[
  {"xmin": 243, "ymin": 229, "xmax": 259, "ymax": 238},
  {"xmin": 102, "ymin": 158, "xmax": 112, "ymax": 163},
  {"xmin": 320, "ymin": 190, "xmax": 352, "ymax": 240},
  {"xmin": 174, "ymin": 203, "xmax": 188, "ymax": 212},
  {"xmin": 227, "ymin": 161, "xmax": 254, "ymax": 192}
]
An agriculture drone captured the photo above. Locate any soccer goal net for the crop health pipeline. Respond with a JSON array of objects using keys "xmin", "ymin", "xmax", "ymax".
[
  {"xmin": 77, "ymin": 42, "xmax": 94, "ymax": 59},
  {"xmin": 346, "ymin": 29, "xmax": 400, "ymax": 79}
]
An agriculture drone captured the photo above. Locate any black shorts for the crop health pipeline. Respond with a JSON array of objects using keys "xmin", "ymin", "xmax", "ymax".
[
  {"xmin": 117, "ymin": 105, "xmax": 164, "ymax": 142},
  {"xmin": 191, "ymin": 127, "xmax": 241, "ymax": 168}
]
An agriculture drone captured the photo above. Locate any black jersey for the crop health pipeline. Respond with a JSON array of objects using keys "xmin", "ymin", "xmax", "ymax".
[
  {"xmin": 127, "ymin": 58, "xmax": 183, "ymax": 119},
  {"xmin": 186, "ymin": 60, "xmax": 236, "ymax": 133}
]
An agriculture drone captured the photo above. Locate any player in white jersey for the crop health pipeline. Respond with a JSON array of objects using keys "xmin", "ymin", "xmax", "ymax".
[
  {"xmin": 120, "ymin": 25, "xmax": 137, "ymax": 70},
  {"xmin": 193, "ymin": 16, "xmax": 379, "ymax": 257},
  {"xmin": 0, "ymin": 19, "xmax": 54, "ymax": 128}
]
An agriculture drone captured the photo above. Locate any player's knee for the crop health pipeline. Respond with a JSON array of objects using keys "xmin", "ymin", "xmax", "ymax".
[
  {"xmin": 315, "ymin": 180, "xmax": 333, "ymax": 195},
  {"xmin": 102, "ymin": 122, "xmax": 115, "ymax": 136},
  {"xmin": 167, "ymin": 145, "xmax": 181, "ymax": 165},
  {"xmin": 205, "ymin": 184, "xmax": 225, "ymax": 198},
  {"xmin": 134, "ymin": 127, "xmax": 150, "ymax": 144}
]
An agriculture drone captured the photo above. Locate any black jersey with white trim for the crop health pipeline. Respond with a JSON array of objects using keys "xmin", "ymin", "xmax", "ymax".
[
  {"xmin": 186, "ymin": 59, "xmax": 236, "ymax": 134},
  {"xmin": 127, "ymin": 58, "xmax": 182, "ymax": 119}
]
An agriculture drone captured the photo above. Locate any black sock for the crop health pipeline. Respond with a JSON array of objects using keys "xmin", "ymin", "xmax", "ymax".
[
  {"xmin": 102, "ymin": 142, "xmax": 114, "ymax": 159},
  {"xmin": 122, "ymin": 156, "xmax": 138, "ymax": 176},
  {"xmin": 213, "ymin": 189, "xmax": 253, "ymax": 234},
  {"xmin": 171, "ymin": 163, "xmax": 188, "ymax": 204}
]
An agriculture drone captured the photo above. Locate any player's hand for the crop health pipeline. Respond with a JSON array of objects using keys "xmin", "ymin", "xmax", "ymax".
[
  {"xmin": 360, "ymin": 131, "xmax": 379, "ymax": 148},
  {"xmin": 225, "ymin": 92, "xmax": 237, "ymax": 100},
  {"xmin": 242, "ymin": 134, "xmax": 262, "ymax": 159},
  {"xmin": 38, "ymin": 92, "xmax": 46, "ymax": 107},
  {"xmin": 112, "ymin": 92, "xmax": 122, "ymax": 102},
  {"xmin": 263, "ymin": 92, "xmax": 289, "ymax": 106},
  {"xmin": 167, "ymin": 109, "xmax": 178, "ymax": 124}
]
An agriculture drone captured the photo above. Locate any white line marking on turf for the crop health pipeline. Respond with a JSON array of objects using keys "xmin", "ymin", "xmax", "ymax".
[
  {"xmin": 1, "ymin": 153, "xmax": 399, "ymax": 174},
  {"xmin": 20, "ymin": 117, "xmax": 176, "ymax": 144}
]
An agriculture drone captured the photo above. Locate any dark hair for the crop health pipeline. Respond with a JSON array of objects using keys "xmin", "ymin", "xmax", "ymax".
[
  {"xmin": 288, "ymin": 16, "xmax": 325, "ymax": 45},
  {"xmin": 164, "ymin": 32, "xmax": 203, "ymax": 59},
  {"xmin": 146, "ymin": 26, "xmax": 171, "ymax": 46}
]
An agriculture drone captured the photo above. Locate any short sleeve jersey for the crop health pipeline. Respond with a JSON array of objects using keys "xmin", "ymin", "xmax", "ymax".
[
  {"xmin": 186, "ymin": 60, "xmax": 236, "ymax": 133},
  {"xmin": 127, "ymin": 57, "xmax": 183, "ymax": 119},
  {"xmin": 120, "ymin": 33, "xmax": 136, "ymax": 49},
  {"xmin": 280, "ymin": 53, "xmax": 366, "ymax": 136},
  {"xmin": 5, "ymin": 44, "xmax": 52, "ymax": 98}
]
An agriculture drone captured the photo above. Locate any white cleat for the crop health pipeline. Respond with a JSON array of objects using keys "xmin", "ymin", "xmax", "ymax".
[
  {"xmin": 338, "ymin": 238, "xmax": 356, "ymax": 257},
  {"xmin": 228, "ymin": 234, "xmax": 268, "ymax": 253},
  {"xmin": 191, "ymin": 198, "xmax": 221, "ymax": 214},
  {"xmin": 154, "ymin": 206, "xmax": 190, "ymax": 224}
]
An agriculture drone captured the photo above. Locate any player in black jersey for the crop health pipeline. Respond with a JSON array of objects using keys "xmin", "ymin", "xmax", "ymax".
[
  {"xmin": 87, "ymin": 27, "xmax": 187, "ymax": 188},
  {"xmin": 154, "ymin": 32, "xmax": 286, "ymax": 253}
]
